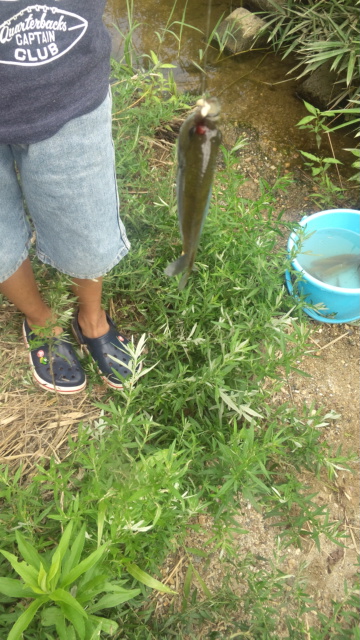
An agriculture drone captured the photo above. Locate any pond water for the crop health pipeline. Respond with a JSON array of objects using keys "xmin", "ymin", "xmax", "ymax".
[{"xmin": 104, "ymin": 0, "xmax": 352, "ymax": 164}]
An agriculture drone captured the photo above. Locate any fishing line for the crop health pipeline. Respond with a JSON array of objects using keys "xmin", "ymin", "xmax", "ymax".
[{"xmin": 201, "ymin": 0, "xmax": 213, "ymax": 97}]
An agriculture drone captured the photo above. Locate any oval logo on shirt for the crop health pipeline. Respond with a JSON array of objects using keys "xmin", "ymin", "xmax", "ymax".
[{"xmin": 0, "ymin": 5, "xmax": 88, "ymax": 66}]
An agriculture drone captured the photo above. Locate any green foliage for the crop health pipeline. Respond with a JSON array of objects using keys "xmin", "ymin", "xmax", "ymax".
[
  {"xmin": 265, "ymin": 0, "xmax": 360, "ymax": 107},
  {"xmin": 265, "ymin": 0, "xmax": 360, "ymax": 187},
  {"xmin": 0, "ymin": 522, "xmax": 140, "ymax": 639},
  {"xmin": 230, "ymin": 553, "xmax": 360, "ymax": 639},
  {"xmin": 324, "ymin": 98, "xmax": 360, "ymax": 183},
  {"xmin": 296, "ymin": 101, "xmax": 339, "ymax": 204},
  {"xmin": 153, "ymin": 0, "xmax": 202, "ymax": 56},
  {"xmin": 296, "ymin": 99, "xmax": 359, "ymax": 199},
  {"xmin": 99, "ymin": 72, "xmax": 354, "ymax": 547}
]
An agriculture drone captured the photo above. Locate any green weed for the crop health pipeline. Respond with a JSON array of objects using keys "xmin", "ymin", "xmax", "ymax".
[
  {"xmin": 0, "ymin": 521, "xmax": 139, "ymax": 639},
  {"xmin": 296, "ymin": 100, "xmax": 346, "ymax": 206}
]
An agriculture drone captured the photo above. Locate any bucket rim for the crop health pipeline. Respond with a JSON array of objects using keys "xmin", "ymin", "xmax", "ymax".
[{"xmin": 299, "ymin": 208, "xmax": 360, "ymax": 224}]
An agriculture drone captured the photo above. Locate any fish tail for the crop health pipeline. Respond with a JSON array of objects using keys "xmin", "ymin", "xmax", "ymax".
[
  {"xmin": 178, "ymin": 270, "xmax": 191, "ymax": 290},
  {"xmin": 164, "ymin": 253, "xmax": 189, "ymax": 277}
]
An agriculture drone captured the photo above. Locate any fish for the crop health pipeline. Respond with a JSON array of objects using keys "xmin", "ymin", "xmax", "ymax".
[
  {"xmin": 164, "ymin": 97, "xmax": 222, "ymax": 289},
  {"xmin": 309, "ymin": 253, "xmax": 360, "ymax": 282}
]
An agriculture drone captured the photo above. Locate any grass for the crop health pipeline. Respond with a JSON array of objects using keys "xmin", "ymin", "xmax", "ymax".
[
  {"xmin": 0, "ymin": 59, "xmax": 359, "ymax": 640},
  {"xmin": 264, "ymin": 0, "xmax": 360, "ymax": 107},
  {"xmin": 263, "ymin": 0, "xmax": 360, "ymax": 188}
]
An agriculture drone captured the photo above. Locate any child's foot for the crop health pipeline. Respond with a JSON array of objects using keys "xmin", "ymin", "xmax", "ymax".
[
  {"xmin": 72, "ymin": 312, "xmax": 138, "ymax": 390},
  {"xmin": 23, "ymin": 319, "xmax": 86, "ymax": 394}
]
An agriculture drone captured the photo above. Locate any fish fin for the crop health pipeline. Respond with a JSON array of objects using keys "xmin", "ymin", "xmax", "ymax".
[{"xmin": 164, "ymin": 253, "xmax": 189, "ymax": 277}]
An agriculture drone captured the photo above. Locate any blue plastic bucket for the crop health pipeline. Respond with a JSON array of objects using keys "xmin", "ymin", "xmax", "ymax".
[{"xmin": 285, "ymin": 209, "xmax": 360, "ymax": 323}]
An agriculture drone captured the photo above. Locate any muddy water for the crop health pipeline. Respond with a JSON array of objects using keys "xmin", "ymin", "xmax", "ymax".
[{"xmin": 104, "ymin": 0, "xmax": 352, "ymax": 164}]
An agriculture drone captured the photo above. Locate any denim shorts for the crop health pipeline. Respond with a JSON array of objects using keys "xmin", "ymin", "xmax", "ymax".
[{"xmin": 0, "ymin": 91, "xmax": 130, "ymax": 283}]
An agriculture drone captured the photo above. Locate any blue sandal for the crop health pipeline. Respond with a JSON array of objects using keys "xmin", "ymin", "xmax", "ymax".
[
  {"xmin": 23, "ymin": 319, "xmax": 86, "ymax": 394},
  {"xmin": 72, "ymin": 313, "xmax": 135, "ymax": 389}
]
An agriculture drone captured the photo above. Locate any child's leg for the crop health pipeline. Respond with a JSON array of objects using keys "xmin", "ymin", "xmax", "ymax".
[
  {"xmin": 71, "ymin": 277, "xmax": 109, "ymax": 339},
  {"xmin": 0, "ymin": 257, "xmax": 58, "ymax": 333},
  {"xmin": 0, "ymin": 259, "xmax": 109, "ymax": 338},
  {"xmin": 4, "ymin": 93, "xmax": 134, "ymax": 390}
]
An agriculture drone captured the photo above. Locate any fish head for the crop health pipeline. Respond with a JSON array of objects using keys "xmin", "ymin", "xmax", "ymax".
[{"xmin": 195, "ymin": 97, "xmax": 221, "ymax": 122}]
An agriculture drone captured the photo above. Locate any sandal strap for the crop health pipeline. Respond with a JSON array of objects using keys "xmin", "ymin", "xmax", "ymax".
[
  {"xmin": 23, "ymin": 320, "xmax": 86, "ymax": 393},
  {"xmin": 72, "ymin": 312, "xmax": 134, "ymax": 388}
]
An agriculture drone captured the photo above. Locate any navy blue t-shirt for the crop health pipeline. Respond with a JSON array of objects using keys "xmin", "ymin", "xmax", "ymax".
[{"xmin": 0, "ymin": 1, "xmax": 111, "ymax": 143}]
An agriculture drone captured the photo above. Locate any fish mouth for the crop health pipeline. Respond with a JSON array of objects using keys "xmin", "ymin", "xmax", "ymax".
[{"xmin": 196, "ymin": 97, "xmax": 221, "ymax": 120}]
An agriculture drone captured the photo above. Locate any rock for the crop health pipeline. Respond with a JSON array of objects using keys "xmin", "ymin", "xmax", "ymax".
[
  {"xmin": 215, "ymin": 8, "xmax": 268, "ymax": 55},
  {"xmin": 244, "ymin": 0, "xmax": 287, "ymax": 12},
  {"xmin": 297, "ymin": 62, "xmax": 340, "ymax": 110}
]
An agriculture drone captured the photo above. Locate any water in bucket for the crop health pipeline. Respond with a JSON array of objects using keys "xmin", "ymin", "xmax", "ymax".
[{"xmin": 297, "ymin": 228, "xmax": 360, "ymax": 289}]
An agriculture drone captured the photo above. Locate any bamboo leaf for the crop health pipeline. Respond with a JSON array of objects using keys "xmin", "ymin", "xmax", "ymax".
[
  {"xmin": 297, "ymin": 115, "xmax": 316, "ymax": 126},
  {"xmin": 60, "ymin": 602, "xmax": 86, "ymax": 640},
  {"xmin": 62, "ymin": 524, "xmax": 86, "ymax": 577},
  {"xmin": 47, "ymin": 554, "xmax": 61, "ymax": 591},
  {"xmin": 88, "ymin": 589, "xmax": 140, "ymax": 613},
  {"xmin": 76, "ymin": 574, "xmax": 108, "ymax": 603},
  {"xmin": 183, "ymin": 564, "xmax": 193, "ymax": 600},
  {"xmin": 185, "ymin": 547, "xmax": 209, "ymax": 558},
  {"xmin": 88, "ymin": 615, "xmax": 119, "ymax": 636},
  {"xmin": 41, "ymin": 606, "xmax": 69, "ymax": 640},
  {"xmin": 52, "ymin": 521, "xmax": 74, "ymax": 567},
  {"xmin": 299, "ymin": 150, "xmax": 320, "ymax": 162},
  {"xmin": 329, "ymin": 118, "xmax": 360, "ymax": 132},
  {"xmin": 14, "ymin": 532, "xmax": 42, "ymax": 571},
  {"xmin": 347, "ymin": 50, "xmax": 356, "ymax": 87},
  {"xmin": 240, "ymin": 404, "xmax": 264, "ymax": 419},
  {"xmin": 46, "ymin": 523, "xmax": 74, "ymax": 592},
  {"xmin": 345, "ymin": 148, "xmax": 360, "ymax": 157},
  {"xmin": 41, "ymin": 605, "xmax": 65, "ymax": 626},
  {"xmin": 50, "ymin": 588, "xmax": 88, "ymax": 618},
  {"xmin": 101, "ymin": 581, "xmax": 133, "ymax": 593},
  {"xmin": 60, "ymin": 544, "xmax": 108, "ymax": 589},
  {"xmin": 191, "ymin": 564, "xmax": 212, "ymax": 598},
  {"xmin": 322, "ymin": 157, "xmax": 343, "ymax": 165},
  {"xmin": 303, "ymin": 100, "xmax": 318, "ymax": 116},
  {"xmin": 124, "ymin": 562, "xmax": 176, "ymax": 594},
  {"xmin": 219, "ymin": 389, "xmax": 263, "ymax": 420},
  {"xmin": 37, "ymin": 562, "xmax": 48, "ymax": 592},
  {"xmin": 0, "ymin": 577, "xmax": 34, "ymax": 599},
  {"xmin": 7, "ymin": 596, "xmax": 48, "ymax": 640},
  {"xmin": 97, "ymin": 503, "xmax": 106, "ymax": 548},
  {"xmin": 150, "ymin": 50, "xmax": 159, "ymax": 65},
  {"xmin": 87, "ymin": 622, "xmax": 103, "ymax": 640},
  {"xmin": 0, "ymin": 550, "xmax": 40, "ymax": 591}
]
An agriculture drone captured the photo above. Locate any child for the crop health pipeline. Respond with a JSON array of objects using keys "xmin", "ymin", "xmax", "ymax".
[{"xmin": 0, "ymin": 1, "xmax": 134, "ymax": 392}]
